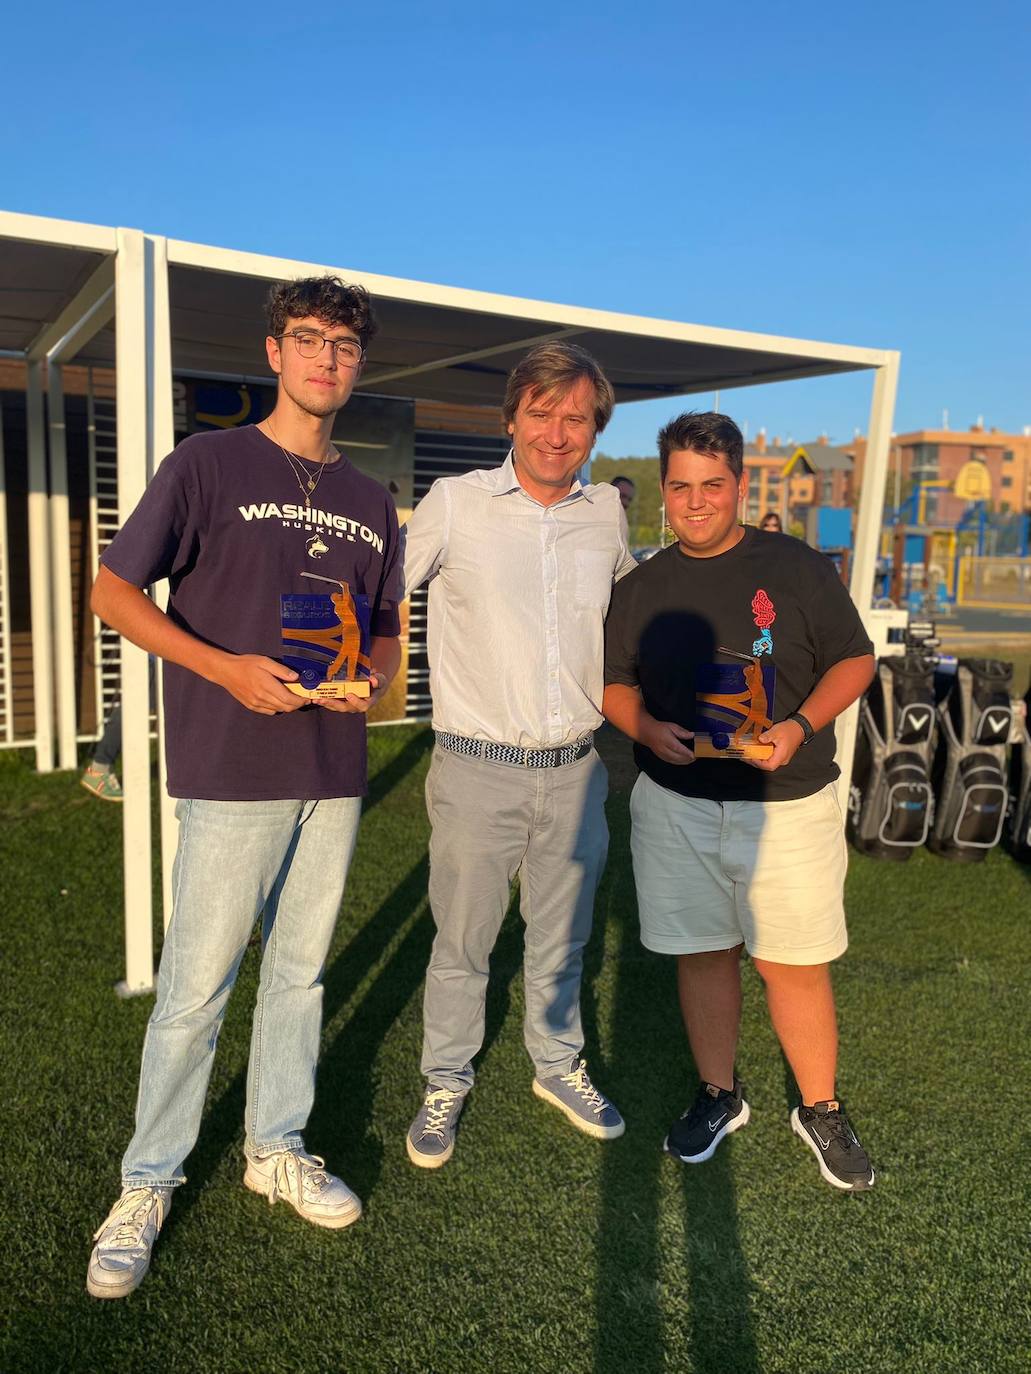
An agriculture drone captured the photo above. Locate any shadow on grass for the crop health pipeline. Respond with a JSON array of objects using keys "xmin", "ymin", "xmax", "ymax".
[
  {"xmin": 313, "ymin": 865, "xmax": 528, "ymax": 1191},
  {"xmin": 676, "ymin": 1155, "xmax": 759, "ymax": 1374},
  {"xmin": 138, "ymin": 731, "xmax": 435, "ymax": 1221},
  {"xmin": 363, "ymin": 728, "xmax": 433, "ymax": 818},
  {"xmin": 165, "ymin": 850, "xmax": 435, "ymax": 1233},
  {"xmin": 309, "ymin": 860, "xmax": 435, "ymax": 1199},
  {"xmin": 592, "ymin": 790, "xmax": 760, "ymax": 1373}
]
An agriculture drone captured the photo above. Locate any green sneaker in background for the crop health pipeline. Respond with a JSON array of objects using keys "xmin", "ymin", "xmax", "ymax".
[{"xmin": 80, "ymin": 765, "xmax": 123, "ymax": 802}]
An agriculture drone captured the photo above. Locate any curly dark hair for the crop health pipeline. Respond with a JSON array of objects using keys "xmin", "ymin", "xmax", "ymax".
[
  {"xmin": 657, "ymin": 411, "xmax": 744, "ymax": 482},
  {"xmin": 265, "ymin": 275, "xmax": 377, "ymax": 353}
]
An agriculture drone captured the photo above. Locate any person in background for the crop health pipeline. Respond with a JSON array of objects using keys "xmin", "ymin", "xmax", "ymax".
[
  {"xmin": 80, "ymin": 702, "xmax": 125, "ymax": 801},
  {"xmin": 611, "ymin": 475, "xmax": 636, "ymax": 513},
  {"xmin": 759, "ymin": 511, "xmax": 782, "ymax": 532},
  {"xmin": 80, "ymin": 660, "xmax": 157, "ymax": 802}
]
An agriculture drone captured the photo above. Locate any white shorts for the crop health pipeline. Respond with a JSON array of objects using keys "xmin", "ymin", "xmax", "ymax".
[{"xmin": 629, "ymin": 772, "xmax": 849, "ymax": 965}]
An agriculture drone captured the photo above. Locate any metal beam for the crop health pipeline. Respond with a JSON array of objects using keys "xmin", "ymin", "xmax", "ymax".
[
  {"xmin": 167, "ymin": 235, "xmax": 891, "ymax": 371},
  {"xmin": 851, "ymin": 355, "xmax": 900, "ymax": 619},
  {"xmin": 46, "ymin": 363, "xmax": 78, "ymax": 767},
  {"xmin": 645, "ymin": 360, "xmax": 869, "ymax": 400},
  {"xmin": 146, "ymin": 234, "xmax": 178, "ymax": 933},
  {"xmin": 27, "ymin": 255, "xmax": 115, "ymax": 361},
  {"xmin": 358, "ymin": 327, "xmax": 584, "ymax": 390},
  {"xmin": 47, "ymin": 286, "xmax": 115, "ymax": 366},
  {"xmin": 114, "ymin": 227, "xmax": 155, "ymax": 997},
  {"xmin": 25, "ymin": 362, "xmax": 54, "ymax": 772},
  {"xmin": 0, "ymin": 401, "xmax": 13, "ymax": 744},
  {"xmin": 835, "ymin": 352, "xmax": 901, "ymax": 817},
  {"xmin": 0, "ymin": 209, "xmax": 117, "ymax": 254}
]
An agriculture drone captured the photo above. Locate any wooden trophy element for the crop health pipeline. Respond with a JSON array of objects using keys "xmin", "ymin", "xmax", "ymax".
[
  {"xmin": 693, "ymin": 648, "xmax": 775, "ymax": 760},
  {"xmin": 281, "ymin": 574, "xmax": 372, "ymax": 700}
]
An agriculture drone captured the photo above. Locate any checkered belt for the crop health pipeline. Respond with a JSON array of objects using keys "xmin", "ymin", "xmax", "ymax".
[{"xmin": 435, "ymin": 731, "xmax": 593, "ymax": 769}]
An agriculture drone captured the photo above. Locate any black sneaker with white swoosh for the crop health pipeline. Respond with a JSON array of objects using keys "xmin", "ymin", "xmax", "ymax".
[
  {"xmin": 791, "ymin": 1100, "xmax": 875, "ymax": 1191},
  {"xmin": 664, "ymin": 1078, "xmax": 750, "ymax": 1164}
]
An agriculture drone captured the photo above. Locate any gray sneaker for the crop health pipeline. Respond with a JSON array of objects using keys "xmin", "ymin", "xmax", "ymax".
[
  {"xmin": 86, "ymin": 1186, "xmax": 172, "ymax": 1300},
  {"xmin": 532, "ymin": 1057, "xmax": 625, "ymax": 1140},
  {"xmin": 406, "ymin": 1084, "xmax": 466, "ymax": 1168}
]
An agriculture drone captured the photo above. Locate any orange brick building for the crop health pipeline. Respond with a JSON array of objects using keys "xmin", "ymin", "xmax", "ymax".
[
  {"xmin": 741, "ymin": 431, "xmax": 855, "ymax": 526},
  {"xmin": 849, "ymin": 422, "xmax": 1031, "ymax": 521}
]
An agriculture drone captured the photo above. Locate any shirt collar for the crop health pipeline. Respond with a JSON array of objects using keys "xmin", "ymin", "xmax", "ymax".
[{"xmin": 490, "ymin": 450, "xmax": 593, "ymax": 503}]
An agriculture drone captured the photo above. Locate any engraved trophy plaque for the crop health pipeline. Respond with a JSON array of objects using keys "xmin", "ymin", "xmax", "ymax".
[
  {"xmin": 280, "ymin": 573, "xmax": 372, "ymax": 700},
  {"xmin": 693, "ymin": 647, "xmax": 776, "ymax": 760}
]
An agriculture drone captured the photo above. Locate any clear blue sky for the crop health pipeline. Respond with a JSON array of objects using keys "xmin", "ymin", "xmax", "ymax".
[{"xmin": 4, "ymin": 2, "xmax": 1028, "ymax": 455}]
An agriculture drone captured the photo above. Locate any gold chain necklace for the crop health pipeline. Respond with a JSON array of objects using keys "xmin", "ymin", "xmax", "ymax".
[{"xmin": 266, "ymin": 420, "xmax": 334, "ymax": 509}]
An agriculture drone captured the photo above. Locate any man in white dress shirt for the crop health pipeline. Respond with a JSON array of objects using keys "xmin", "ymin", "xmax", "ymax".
[{"xmin": 402, "ymin": 342, "xmax": 637, "ymax": 1166}]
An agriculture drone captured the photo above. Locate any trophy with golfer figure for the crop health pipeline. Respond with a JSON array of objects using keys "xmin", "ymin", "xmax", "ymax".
[
  {"xmin": 693, "ymin": 646, "xmax": 776, "ymax": 760},
  {"xmin": 280, "ymin": 573, "xmax": 372, "ymax": 699}
]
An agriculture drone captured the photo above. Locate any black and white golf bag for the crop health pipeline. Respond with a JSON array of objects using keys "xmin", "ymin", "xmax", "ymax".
[
  {"xmin": 848, "ymin": 653, "xmax": 937, "ymax": 859},
  {"xmin": 1006, "ymin": 688, "xmax": 1031, "ymax": 863},
  {"xmin": 928, "ymin": 659, "xmax": 1012, "ymax": 862}
]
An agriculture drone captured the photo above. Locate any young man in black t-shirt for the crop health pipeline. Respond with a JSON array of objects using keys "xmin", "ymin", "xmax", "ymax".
[
  {"xmin": 603, "ymin": 412, "xmax": 877, "ymax": 1191},
  {"xmin": 86, "ymin": 277, "xmax": 402, "ymax": 1299}
]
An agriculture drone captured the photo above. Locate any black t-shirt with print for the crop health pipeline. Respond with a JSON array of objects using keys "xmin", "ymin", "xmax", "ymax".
[
  {"xmin": 102, "ymin": 425, "xmax": 401, "ymax": 800},
  {"xmin": 604, "ymin": 528, "xmax": 874, "ymax": 802}
]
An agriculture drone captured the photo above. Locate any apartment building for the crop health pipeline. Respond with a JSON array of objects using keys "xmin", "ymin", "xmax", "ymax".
[
  {"xmin": 851, "ymin": 422, "xmax": 1031, "ymax": 521},
  {"xmin": 741, "ymin": 431, "xmax": 855, "ymax": 525}
]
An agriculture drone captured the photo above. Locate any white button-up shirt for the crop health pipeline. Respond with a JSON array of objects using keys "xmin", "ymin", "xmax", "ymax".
[{"xmin": 403, "ymin": 452, "xmax": 637, "ymax": 749}]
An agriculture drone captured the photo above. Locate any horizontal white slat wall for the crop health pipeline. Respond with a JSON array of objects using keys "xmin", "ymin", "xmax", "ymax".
[
  {"xmin": 0, "ymin": 401, "xmax": 13, "ymax": 743},
  {"xmin": 405, "ymin": 431, "xmax": 510, "ymax": 720},
  {"xmin": 86, "ymin": 372, "xmax": 123, "ymax": 737}
]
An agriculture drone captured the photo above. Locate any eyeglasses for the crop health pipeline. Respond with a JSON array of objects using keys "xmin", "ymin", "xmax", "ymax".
[{"xmin": 277, "ymin": 331, "xmax": 364, "ymax": 368}]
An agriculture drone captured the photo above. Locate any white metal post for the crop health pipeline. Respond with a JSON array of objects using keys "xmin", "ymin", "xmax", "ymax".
[
  {"xmin": 46, "ymin": 362, "xmax": 78, "ymax": 769},
  {"xmin": 115, "ymin": 227, "xmax": 155, "ymax": 996},
  {"xmin": 146, "ymin": 234, "xmax": 178, "ymax": 932},
  {"xmin": 26, "ymin": 361, "xmax": 54, "ymax": 773},
  {"xmin": 0, "ymin": 401, "xmax": 13, "ymax": 743},
  {"xmin": 835, "ymin": 353, "xmax": 901, "ymax": 815}
]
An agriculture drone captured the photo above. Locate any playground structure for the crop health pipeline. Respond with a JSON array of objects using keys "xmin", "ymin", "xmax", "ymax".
[{"xmin": 880, "ymin": 464, "xmax": 1031, "ymax": 614}]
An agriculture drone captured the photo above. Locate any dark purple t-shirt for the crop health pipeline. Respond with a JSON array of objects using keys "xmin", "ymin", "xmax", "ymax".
[{"xmin": 102, "ymin": 425, "xmax": 402, "ymax": 800}]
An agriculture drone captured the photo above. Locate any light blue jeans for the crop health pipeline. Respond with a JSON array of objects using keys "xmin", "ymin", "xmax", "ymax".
[{"xmin": 121, "ymin": 796, "xmax": 362, "ymax": 1188}]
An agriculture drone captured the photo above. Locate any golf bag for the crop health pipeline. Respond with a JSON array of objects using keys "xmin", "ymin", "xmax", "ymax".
[
  {"xmin": 928, "ymin": 659, "xmax": 1012, "ymax": 861},
  {"xmin": 848, "ymin": 651, "xmax": 937, "ymax": 859},
  {"xmin": 1006, "ymin": 688, "xmax": 1031, "ymax": 863}
]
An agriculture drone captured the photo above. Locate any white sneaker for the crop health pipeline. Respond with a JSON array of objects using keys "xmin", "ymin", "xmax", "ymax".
[
  {"xmin": 86, "ymin": 1186, "xmax": 172, "ymax": 1300},
  {"xmin": 244, "ymin": 1149, "xmax": 362, "ymax": 1229}
]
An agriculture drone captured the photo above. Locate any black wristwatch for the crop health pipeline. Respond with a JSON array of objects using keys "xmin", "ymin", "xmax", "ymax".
[{"xmin": 786, "ymin": 711, "xmax": 815, "ymax": 746}]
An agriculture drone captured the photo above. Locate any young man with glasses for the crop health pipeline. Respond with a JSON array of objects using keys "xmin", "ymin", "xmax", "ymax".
[{"xmin": 86, "ymin": 277, "xmax": 402, "ymax": 1299}]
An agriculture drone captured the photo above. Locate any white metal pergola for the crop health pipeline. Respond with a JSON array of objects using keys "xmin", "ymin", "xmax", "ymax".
[{"xmin": 0, "ymin": 208, "xmax": 901, "ymax": 995}]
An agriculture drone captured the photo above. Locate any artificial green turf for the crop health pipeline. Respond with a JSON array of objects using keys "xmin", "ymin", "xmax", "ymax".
[{"xmin": 2, "ymin": 727, "xmax": 1029, "ymax": 1374}]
